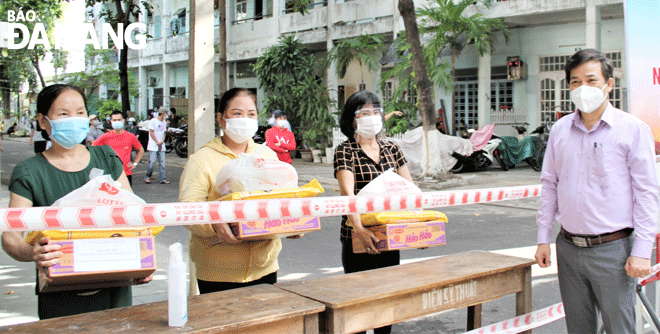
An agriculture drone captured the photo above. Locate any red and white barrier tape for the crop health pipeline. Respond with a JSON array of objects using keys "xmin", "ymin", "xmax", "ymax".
[
  {"xmin": 464, "ymin": 303, "xmax": 564, "ymax": 334},
  {"xmin": 640, "ymin": 263, "xmax": 660, "ymax": 286},
  {"xmin": 0, "ymin": 184, "xmax": 541, "ymax": 232}
]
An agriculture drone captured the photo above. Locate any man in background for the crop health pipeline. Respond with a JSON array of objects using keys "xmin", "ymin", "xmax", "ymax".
[
  {"xmin": 94, "ymin": 111, "xmax": 144, "ymax": 185},
  {"xmin": 265, "ymin": 110, "xmax": 296, "ymax": 164},
  {"xmin": 144, "ymin": 109, "xmax": 169, "ymax": 184}
]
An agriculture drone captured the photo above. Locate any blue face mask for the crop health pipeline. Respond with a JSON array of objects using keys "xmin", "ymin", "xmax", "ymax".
[
  {"xmin": 128, "ymin": 121, "xmax": 134, "ymax": 125},
  {"xmin": 46, "ymin": 116, "xmax": 90, "ymax": 149},
  {"xmin": 111, "ymin": 121, "xmax": 124, "ymax": 130}
]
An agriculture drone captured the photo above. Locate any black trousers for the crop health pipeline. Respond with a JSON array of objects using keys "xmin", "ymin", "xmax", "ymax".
[
  {"xmin": 341, "ymin": 238, "xmax": 400, "ymax": 334},
  {"xmin": 197, "ymin": 271, "xmax": 277, "ymax": 294}
]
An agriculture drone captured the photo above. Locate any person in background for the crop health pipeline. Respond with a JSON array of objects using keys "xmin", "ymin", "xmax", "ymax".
[
  {"xmin": 169, "ymin": 107, "xmax": 181, "ymax": 128},
  {"xmin": 30, "ymin": 117, "xmax": 49, "ymax": 153},
  {"xmin": 0, "ymin": 84, "xmax": 150, "ymax": 320},
  {"xmin": 179, "ymin": 88, "xmax": 299, "ymax": 294},
  {"xmin": 535, "ymin": 49, "xmax": 659, "ymax": 334},
  {"xmin": 102, "ymin": 114, "xmax": 112, "ymax": 132},
  {"xmin": 144, "ymin": 109, "xmax": 169, "ymax": 184},
  {"xmin": 265, "ymin": 110, "xmax": 296, "ymax": 164},
  {"xmin": 151, "ymin": 106, "xmax": 160, "ymax": 119},
  {"xmin": 94, "ymin": 111, "xmax": 144, "ymax": 186},
  {"xmin": 334, "ymin": 90, "xmax": 412, "ymax": 334},
  {"xmin": 126, "ymin": 117, "xmax": 140, "ymax": 136},
  {"xmin": 86, "ymin": 115, "xmax": 103, "ymax": 146},
  {"xmin": 267, "ymin": 110, "xmax": 292, "ymax": 132},
  {"xmin": 384, "ymin": 110, "xmax": 403, "ymax": 121}
]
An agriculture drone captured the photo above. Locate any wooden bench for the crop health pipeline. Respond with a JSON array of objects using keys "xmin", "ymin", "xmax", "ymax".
[
  {"xmin": 0, "ymin": 284, "xmax": 325, "ymax": 334},
  {"xmin": 276, "ymin": 250, "xmax": 536, "ymax": 334}
]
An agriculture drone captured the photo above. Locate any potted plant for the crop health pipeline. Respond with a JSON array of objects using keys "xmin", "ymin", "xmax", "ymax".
[{"xmin": 303, "ymin": 116, "xmax": 334, "ymax": 163}]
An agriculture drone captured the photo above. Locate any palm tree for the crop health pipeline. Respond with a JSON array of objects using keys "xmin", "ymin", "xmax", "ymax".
[
  {"xmin": 328, "ymin": 34, "xmax": 384, "ymax": 84},
  {"xmin": 418, "ymin": 0, "xmax": 509, "ymax": 132}
]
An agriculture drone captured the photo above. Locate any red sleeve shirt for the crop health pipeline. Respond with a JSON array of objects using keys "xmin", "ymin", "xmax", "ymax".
[
  {"xmin": 94, "ymin": 131, "xmax": 142, "ymax": 175},
  {"xmin": 265, "ymin": 127, "xmax": 296, "ymax": 164}
]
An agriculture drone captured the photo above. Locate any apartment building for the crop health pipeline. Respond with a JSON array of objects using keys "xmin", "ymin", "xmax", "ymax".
[{"xmin": 125, "ymin": 0, "xmax": 625, "ymax": 136}]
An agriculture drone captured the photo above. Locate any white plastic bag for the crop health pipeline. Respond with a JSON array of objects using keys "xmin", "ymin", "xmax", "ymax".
[
  {"xmin": 52, "ymin": 168, "xmax": 146, "ymax": 207},
  {"xmin": 357, "ymin": 168, "xmax": 421, "ymax": 196},
  {"xmin": 215, "ymin": 144, "xmax": 298, "ymax": 195}
]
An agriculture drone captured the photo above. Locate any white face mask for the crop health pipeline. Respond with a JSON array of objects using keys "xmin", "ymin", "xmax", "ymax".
[
  {"xmin": 277, "ymin": 119, "xmax": 290, "ymax": 129},
  {"xmin": 570, "ymin": 84, "xmax": 608, "ymax": 114},
  {"xmin": 223, "ymin": 117, "xmax": 258, "ymax": 144},
  {"xmin": 356, "ymin": 115, "xmax": 383, "ymax": 139}
]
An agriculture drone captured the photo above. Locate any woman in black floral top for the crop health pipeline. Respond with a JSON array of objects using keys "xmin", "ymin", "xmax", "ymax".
[{"xmin": 333, "ymin": 91, "xmax": 413, "ymax": 334}]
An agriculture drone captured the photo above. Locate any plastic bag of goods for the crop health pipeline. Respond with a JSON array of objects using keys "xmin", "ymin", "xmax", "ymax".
[
  {"xmin": 355, "ymin": 169, "xmax": 446, "ymax": 226},
  {"xmin": 220, "ymin": 179, "xmax": 324, "ymax": 201},
  {"xmin": 215, "ymin": 143, "xmax": 298, "ymax": 195},
  {"xmin": 25, "ymin": 168, "xmax": 163, "ymax": 245}
]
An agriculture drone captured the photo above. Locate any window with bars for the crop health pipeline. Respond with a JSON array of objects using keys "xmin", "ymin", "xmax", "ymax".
[
  {"xmin": 454, "ymin": 82, "xmax": 478, "ymax": 130},
  {"xmin": 382, "ymin": 81, "xmax": 393, "ymax": 101},
  {"xmin": 490, "ymin": 81, "xmax": 513, "ymax": 112},
  {"xmin": 540, "ymin": 52, "xmax": 623, "ymax": 72}
]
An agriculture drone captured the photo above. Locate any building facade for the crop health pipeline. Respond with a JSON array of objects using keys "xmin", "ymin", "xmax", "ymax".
[{"xmin": 125, "ymin": 0, "xmax": 625, "ymax": 137}]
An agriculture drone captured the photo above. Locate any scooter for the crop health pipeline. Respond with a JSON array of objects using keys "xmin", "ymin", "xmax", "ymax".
[
  {"xmin": 173, "ymin": 124, "xmax": 188, "ymax": 158},
  {"xmin": 450, "ymin": 136, "xmax": 508, "ymax": 173}
]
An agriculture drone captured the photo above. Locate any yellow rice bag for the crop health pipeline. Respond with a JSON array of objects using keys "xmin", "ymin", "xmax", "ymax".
[
  {"xmin": 359, "ymin": 210, "xmax": 448, "ymax": 227},
  {"xmin": 25, "ymin": 226, "xmax": 164, "ymax": 245},
  {"xmin": 219, "ymin": 179, "xmax": 324, "ymax": 201}
]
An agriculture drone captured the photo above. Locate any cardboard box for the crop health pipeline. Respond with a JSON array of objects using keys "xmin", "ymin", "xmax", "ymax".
[
  {"xmin": 352, "ymin": 221, "xmax": 446, "ymax": 253},
  {"xmin": 39, "ymin": 236, "xmax": 157, "ymax": 293},
  {"xmin": 231, "ymin": 217, "xmax": 321, "ymax": 241}
]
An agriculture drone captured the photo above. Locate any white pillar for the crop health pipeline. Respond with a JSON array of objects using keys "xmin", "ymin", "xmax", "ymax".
[
  {"xmin": 326, "ymin": 0, "xmax": 338, "ymax": 122},
  {"xmin": 188, "ymin": 0, "xmax": 216, "ymax": 153},
  {"xmin": 162, "ymin": 63, "xmax": 171, "ymax": 109},
  {"xmin": 477, "ymin": 53, "xmax": 491, "ymax": 128},
  {"xmin": 162, "ymin": 0, "xmax": 170, "ymax": 41},
  {"xmin": 138, "ymin": 66, "xmax": 147, "ymax": 118},
  {"xmin": 586, "ymin": 0, "xmax": 601, "ymax": 50}
]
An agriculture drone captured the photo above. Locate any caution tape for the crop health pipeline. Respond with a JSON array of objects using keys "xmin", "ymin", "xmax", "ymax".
[
  {"xmin": 0, "ymin": 184, "xmax": 541, "ymax": 232},
  {"xmin": 464, "ymin": 303, "xmax": 564, "ymax": 334},
  {"xmin": 640, "ymin": 263, "xmax": 660, "ymax": 286}
]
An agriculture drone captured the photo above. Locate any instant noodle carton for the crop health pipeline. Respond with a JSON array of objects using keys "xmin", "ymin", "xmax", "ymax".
[
  {"xmin": 231, "ymin": 217, "xmax": 321, "ymax": 241},
  {"xmin": 39, "ymin": 236, "xmax": 157, "ymax": 293},
  {"xmin": 352, "ymin": 221, "xmax": 446, "ymax": 253}
]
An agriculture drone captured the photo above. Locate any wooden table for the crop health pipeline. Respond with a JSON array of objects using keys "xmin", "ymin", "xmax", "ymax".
[
  {"xmin": 276, "ymin": 250, "xmax": 536, "ymax": 334},
  {"xmin": 0, "ymin": 284, "xmax": 325, "ymax": 334}
]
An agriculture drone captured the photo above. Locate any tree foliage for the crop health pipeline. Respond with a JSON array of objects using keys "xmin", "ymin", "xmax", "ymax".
[
  {"xmin": 328, "ymin": 34, "xmax": 384, "ymax": 83},
  {"xmin": 380, "ymin": 34, "xmax": 453, "ymax": 108},
  {"xmin": 253, "ymin": 35, "xmax": 335, "ymax": 148},
  {"xmin": 418, "ymin": 0, "xmax": 509, "ymax": 60},
  {"xmin": 85, "ymin": 0, "xmax": 151, "ymax": 115},
  {"xmin": 63, "ymin": 47, "xmax": 138, "ymax": 113},
  {"xmin": 0, "ymin": 0, "xmax": 66, "ymax": 112}
]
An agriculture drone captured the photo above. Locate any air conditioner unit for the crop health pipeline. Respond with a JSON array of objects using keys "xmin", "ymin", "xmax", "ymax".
[{"xmin": 148, "ymin": 77, "xmax": 159, "ymax": 87}]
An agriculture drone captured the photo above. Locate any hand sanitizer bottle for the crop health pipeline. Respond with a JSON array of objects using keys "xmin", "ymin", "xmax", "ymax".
[{"xmin": 168, "ymin": 242, "xmax": 188, "ymax": 327}]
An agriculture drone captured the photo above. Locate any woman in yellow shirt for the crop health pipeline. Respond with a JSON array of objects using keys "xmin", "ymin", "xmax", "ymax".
[{"xmin": 179, "ymin": 88, "xmax": 282, "ymax": 293}]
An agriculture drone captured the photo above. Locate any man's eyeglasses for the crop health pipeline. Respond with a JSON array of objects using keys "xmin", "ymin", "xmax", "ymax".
[{"xmin": 355, "ymin": 108, "xmax": 383, "ymax": 117}]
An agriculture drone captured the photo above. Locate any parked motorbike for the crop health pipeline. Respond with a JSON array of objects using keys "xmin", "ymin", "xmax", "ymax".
[
  {"xmin": 529, "ymin": 123, "xmax": 551, "ymax": 171},
  {"xmin": 497, "ymin": 133, "xmax": 542, "ymax": 171},
  {"xmin": 450, "ymin": 136, "xmax": 508, "ymax": 173},
  {"xmin": 165, "ymin": 126, "xmax": 185, "ymax": 153},
  {"xmin": 172, "ymin": 124, "xmax": 188, "ymax": 158}
]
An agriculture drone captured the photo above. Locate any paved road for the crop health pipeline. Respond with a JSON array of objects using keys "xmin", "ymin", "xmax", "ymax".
[{"xmin": 0, "ymin": 136, "xmax": 574, "ymax": 333}]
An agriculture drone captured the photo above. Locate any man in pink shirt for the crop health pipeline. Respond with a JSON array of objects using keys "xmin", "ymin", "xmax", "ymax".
[
  {"xmin": 535, "ymin": 49, "xmax": 659, "ymax": 334},
  {"xmin": 265, "ymin": 110, "xmax": 296, "ymax": 164},
  {"xmin": 94, "ymin": 111, "xmax": 145, "ymax": 185}
]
